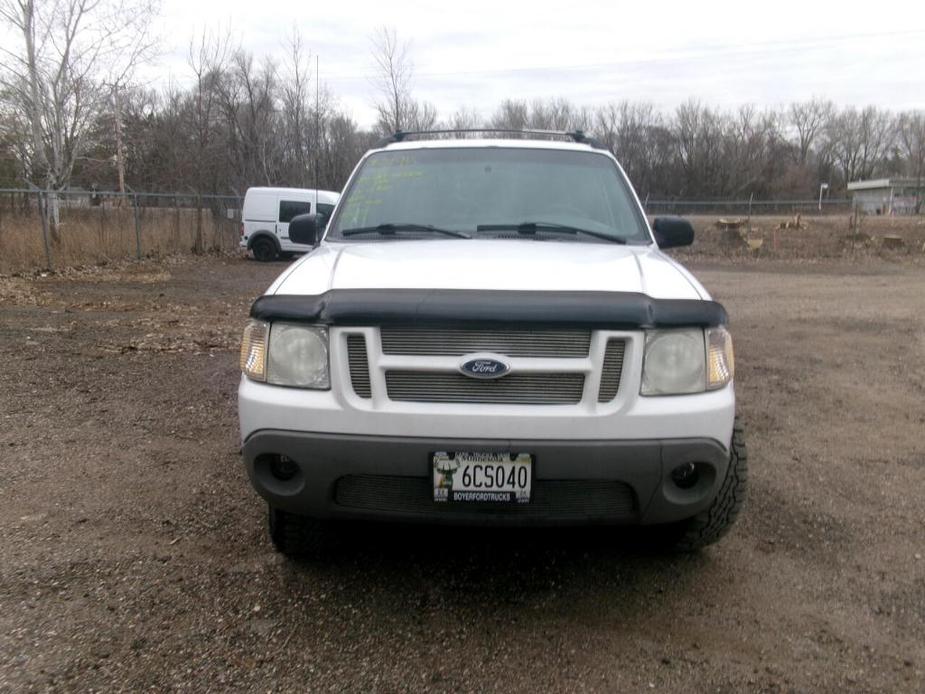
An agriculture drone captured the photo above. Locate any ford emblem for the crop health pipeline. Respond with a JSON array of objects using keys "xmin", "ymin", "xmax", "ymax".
[{"xmin": 459, "ymin": 356, "xmax": 511, "ymax": 380}]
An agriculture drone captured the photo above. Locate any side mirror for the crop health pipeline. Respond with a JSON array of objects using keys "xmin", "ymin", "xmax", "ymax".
[
  {"xmin": 289, "ymin": 213, "xmax": 320, "ymax": 246},
  {"xmin": 652, "ymin": 216, "xmax": 695, "ymax": 249}
]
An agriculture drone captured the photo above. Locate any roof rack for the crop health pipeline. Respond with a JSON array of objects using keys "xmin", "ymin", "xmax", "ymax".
[{"xmin": 376, "ymin": 128, "xmax": 608, "ymax": 150}]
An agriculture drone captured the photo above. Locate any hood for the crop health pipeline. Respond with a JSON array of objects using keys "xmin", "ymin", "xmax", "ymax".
[{"xmin": 269, "ymin": 239, "xmax": 707, "ymax": 300}]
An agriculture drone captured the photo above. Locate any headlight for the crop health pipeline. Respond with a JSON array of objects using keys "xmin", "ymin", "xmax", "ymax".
[
  {"xmin": 706, "ymin": 326, "xmax": 734, "ymax": 390},
  {"xmin": 641, "ymin": 329, "xmax": 706, "ymax": 395},
  {"xmin": 240, "ymin": 320, "xmax": 268, "ymax": 381},
  {"xmin": 267, "ymin": 323, "xmax": 329, "ymax": 389}
]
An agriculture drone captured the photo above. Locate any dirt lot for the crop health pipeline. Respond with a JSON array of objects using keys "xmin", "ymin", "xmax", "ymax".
[{"xmin": 1, "ymin": 251, "xmax": 924, "ymax": 692}]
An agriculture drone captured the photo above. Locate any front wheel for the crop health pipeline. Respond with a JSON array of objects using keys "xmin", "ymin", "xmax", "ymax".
[
  {"xmin": 267, "ymin": 505, "xmax": 330, "ymax": 558},
  {"xmin": 251, "ymin": 237, "xmax": 278, "ymax": 262},
  {"xmin": 667, "ymin": 417, "xmax": 748, "ymax": 551}
]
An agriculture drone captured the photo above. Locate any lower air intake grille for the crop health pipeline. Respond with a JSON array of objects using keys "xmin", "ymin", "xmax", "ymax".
[
  {"xmin": 597, "ymin": 339, "xmax": 626, "ymax": 402},
  {"xmin": 334, "ymin": 475, "xmax": 637, "ymax": 520},
  {"xmin": 346, "ymin": 335, "xmax": 372, "ymax": 398},
  {"xmin": 385, "ymin": 371, "xmax": 585, "ymax": 405}
]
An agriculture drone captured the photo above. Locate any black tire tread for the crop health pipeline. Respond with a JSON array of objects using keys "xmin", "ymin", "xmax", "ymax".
[
  {"xmin": 267, "ymin": 506, "xmax": 327, "ymax": 557},
  {"xmin": 672, "ymin": 417, "xmax": 748, "ymax": 551}
]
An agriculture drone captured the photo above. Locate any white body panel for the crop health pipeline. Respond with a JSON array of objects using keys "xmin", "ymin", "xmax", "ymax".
[
  {"xmin": 241, "ymin": 187, "xmax": 340, "ymax": 253},
  {"xmin": 270, "ymin": 240, "xmax": 709, "ymax": 299}
]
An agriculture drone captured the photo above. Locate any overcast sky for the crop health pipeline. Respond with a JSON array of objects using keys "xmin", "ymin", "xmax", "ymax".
[{"xmin": 150, "ymin": 0, "xmax": 925, "ymax": 126}]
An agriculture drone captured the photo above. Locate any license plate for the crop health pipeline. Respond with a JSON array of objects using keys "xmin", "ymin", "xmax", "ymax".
[{"xmin": 432, "ymin": 451, "xmax": 532, "ymax": 503}]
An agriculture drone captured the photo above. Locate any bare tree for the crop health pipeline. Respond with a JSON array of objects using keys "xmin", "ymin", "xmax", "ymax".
[
  {"xmin": 218, "ymin": 50, "xmax": 280, "ymax": 190},
  {"xmin": 280, "ymin": 30, "xmax": 312, "ymax": 186},
  {"xmin": 673, "ymin": 100, "xmax": 727, "ymax": 197},
  {"xmin": 595, "ymin": 101, "xmax": 674, "ymax": 197},
  {"xmin": 318, "ymin": 112, "xmax": 375, "ymax": 188},
  {"xmin": 0, "ymin": 0, "xmax": 159, "ymax": 233},
  {"xmin": 368, "ymin": 26, "xmax": 435, "ymax": 135},
  {"xmin": 789, "ymin": 98, "xmax": 834, "ymax": 165},
  {"xmin": 0, "ymin": 96, "xmax": 21, "ymax": 184},
  {"xmin": 528, "ymin": 97, "xmax": 585, "ymax": 131},
  {"xmin": 489, "ymin": 99, "xmax": 529, "ymax": 131},
  {"xmin": 826, "ymin": 106, "xmax": 893, "ymax": 185},
  {"xmin": 443, "ymin": 106, "xmax": 483, "ymax": 134},
  {"xmin": 404, "ymin": 100, "xmax": 438, "ymax": 131},
  {"xmin": 369, "ymin": 26, "xmax": 412, "ymax": 133},
  {"xmin": 186, "ymin": 28, "xmax": 232, "ymax": 195}
]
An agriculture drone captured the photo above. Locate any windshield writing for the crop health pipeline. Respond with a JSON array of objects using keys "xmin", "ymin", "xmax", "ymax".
[{"xmin": 328, "ymin": 148, "xmax": 649, "ymax": 243}]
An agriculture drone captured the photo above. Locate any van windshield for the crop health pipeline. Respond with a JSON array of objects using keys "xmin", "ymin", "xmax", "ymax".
[{"xmin": 326, "ymin": 147, "xmax": 651, "ymax": 244}]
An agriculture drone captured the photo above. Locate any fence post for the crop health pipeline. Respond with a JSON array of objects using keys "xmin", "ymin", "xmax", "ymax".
[
  {"xmin": 174, "ymin": 195, "xmax": 180, "ymax": 250},
  {"xmin": 132, "ymin": 193, "xmax": 142, "ymax": 259},
  {"xmin": 195, "ymin": 193, "xmax": 203, "ymax": 254},
  {"xmin": 38, "ymin": 190, "xmax": 53, "ymax": 271}
]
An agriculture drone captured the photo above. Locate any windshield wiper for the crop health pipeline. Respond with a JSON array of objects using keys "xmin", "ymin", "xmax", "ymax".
[
  {"xmin": 341, "ymin": 223, "xmax": 470, "ymax": 239},
  {"xmin": 476, "ymin": 222, "xmax": 626, "ymax": 244}
]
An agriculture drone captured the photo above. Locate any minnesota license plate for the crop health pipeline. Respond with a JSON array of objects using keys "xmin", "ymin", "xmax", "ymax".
[{"xmin": 432, "ymin": 451, "xmax": 532, "ymax": 503}]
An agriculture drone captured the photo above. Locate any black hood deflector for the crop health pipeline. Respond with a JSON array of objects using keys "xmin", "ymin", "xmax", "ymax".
[{"xmin": 250, "ymin": 290, "xmax": 726, "ymax": 329}]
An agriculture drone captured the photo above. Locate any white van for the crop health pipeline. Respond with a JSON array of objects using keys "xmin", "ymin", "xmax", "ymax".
[{"xmin": 240, "ymin": 187, "xmax": 340, "ymax": 261}]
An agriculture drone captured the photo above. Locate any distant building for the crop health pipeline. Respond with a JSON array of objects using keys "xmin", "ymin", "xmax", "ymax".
[{"xmin": 847, "ymin": 178, "xmax": 923, "ymax": 215}]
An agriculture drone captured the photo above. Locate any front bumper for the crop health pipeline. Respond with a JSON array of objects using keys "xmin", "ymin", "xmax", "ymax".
[{"xmin": 243, "ymin": 430, "xmax": 730, "ymax": 526}]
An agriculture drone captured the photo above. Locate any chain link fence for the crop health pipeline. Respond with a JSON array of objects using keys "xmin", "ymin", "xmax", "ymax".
[
  {"xmin": 0, "ymin": 188, "xmax": 879, "ymax": 272},
  {"xmin": 0, "ymin": 188, "xmax": 242, "ymax": 272},
  {"xmin": 642, "ymin": 198, "xmax": 852, "ymax": 216}
]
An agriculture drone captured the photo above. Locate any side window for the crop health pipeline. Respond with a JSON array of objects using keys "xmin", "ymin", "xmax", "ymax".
[
  {"xmin": 317, "ymin": 203, "xmax": 336, "ymax": 230},
  {"xmin": 279, "ymin": 200, "xmax": 312, "ymax": 223}
]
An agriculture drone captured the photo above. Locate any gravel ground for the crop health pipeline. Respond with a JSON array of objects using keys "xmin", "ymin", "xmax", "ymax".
[{"xmin": 1, "ymin": 254, "xmax": 923, "ymax": 693}]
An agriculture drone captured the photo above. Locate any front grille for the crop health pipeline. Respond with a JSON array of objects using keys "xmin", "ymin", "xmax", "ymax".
[
  {"xmin": 335, "ymin": 475, "xmax": 636, "ymax": 519},
  {"xmin": 597, "ymin": 339, "xmax": 626, "ymax": 402},
  {"xmin": 380, "ymin": 326, "xmax": 591, "ymax": 357},
  {"xmin": 385, "ymin": 371, "xmax": 585, "ymax": 405},
  {"xmin": 346, "ymin": 335, "xmax": 372, "ymax": 398}
]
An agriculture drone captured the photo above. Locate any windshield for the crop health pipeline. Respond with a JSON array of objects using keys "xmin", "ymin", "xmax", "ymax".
[{"xmin": 326, "ymin": 147, "xmax": 651, "ymax": 244}]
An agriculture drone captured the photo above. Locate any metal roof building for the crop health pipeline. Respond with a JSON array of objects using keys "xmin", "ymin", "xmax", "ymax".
[{"xmin": 847, "ymin": 178, "xmax": 923, "ymax": 215}]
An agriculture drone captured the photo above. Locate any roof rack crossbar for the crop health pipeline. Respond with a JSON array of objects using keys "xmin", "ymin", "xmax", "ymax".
[{"xmin": 377, "ymin": 128, "xmax": 607, "ymax": 150}]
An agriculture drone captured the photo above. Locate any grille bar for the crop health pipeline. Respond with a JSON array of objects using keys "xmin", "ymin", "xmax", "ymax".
[
  {"xmin": 346, "ymin": 335, "xmax": 372, "ymax": 398},
  {"xmin": 597, "ymin": 339, "xmax": 626, "ymax": 402},
  {"xmin": 380, "ymin": 326, "xmax": 591, "ymax": 358},
  {"xmin": 385, "ymin": 371, "xmax": 585, "ymax": 405}
]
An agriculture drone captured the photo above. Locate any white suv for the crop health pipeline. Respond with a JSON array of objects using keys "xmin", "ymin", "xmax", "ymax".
[{"xmin": 238, "ymin": 130, "xmax": 747, "ymax": 555}]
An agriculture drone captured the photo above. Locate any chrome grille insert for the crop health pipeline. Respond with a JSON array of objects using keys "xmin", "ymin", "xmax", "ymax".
[
  {"xmin": 380, "ymin": 326, "xmax": 591, "ymax": 357},
  {"xmin": 597, "ymin": 339, "xmax": 626, "ymax": 402},
  {"xmin": 385, "ymin": 371, "xmax": 585, "ymax": 405},
  {"xmin": 346, "ymin": 335, "xmax": 372, "ymax": 398}
]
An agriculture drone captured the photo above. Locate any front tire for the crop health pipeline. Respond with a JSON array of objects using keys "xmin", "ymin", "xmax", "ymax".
[
  {"xmin": 267, "ymin": 505, "xmax": 328, "ymax": 558},
  {"xmin": 668, "ymin": 418, "xmax": 748, "ymax": 551},
  {"xmin": 251, "ymin": 237, "xmax": 278, "ymax": 262}
]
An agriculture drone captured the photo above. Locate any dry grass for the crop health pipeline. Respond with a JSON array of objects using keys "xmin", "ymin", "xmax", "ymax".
[
  {"xmin": 0, "ymin": 205, "xmax": 241, "ymax": 273},
  {"xmin": 671, "ymin": 214, "xmax": 925, "ymax": 260}
]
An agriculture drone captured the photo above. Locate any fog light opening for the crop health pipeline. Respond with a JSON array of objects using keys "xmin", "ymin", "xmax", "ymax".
[
  {"xmin": 671, "ymin": 462, "xmax": 700, "ymax": 490},
  {"xmin": 269, "ymin": 454, "xmax": 299, "ymax": 481}
]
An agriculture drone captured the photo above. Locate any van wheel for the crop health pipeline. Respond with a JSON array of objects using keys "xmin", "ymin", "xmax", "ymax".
[
  {"xmin": 267, "ymin": 505, "xmax": 329, "ymax": 558},
  {"xmin": 251, "ymin": 237, "xmax": 277, "ymax": 262}
]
